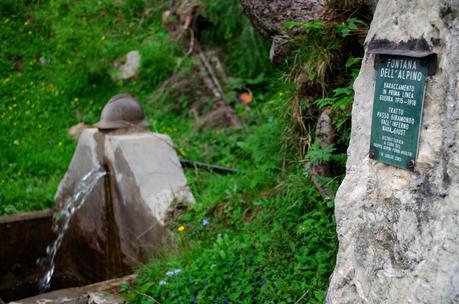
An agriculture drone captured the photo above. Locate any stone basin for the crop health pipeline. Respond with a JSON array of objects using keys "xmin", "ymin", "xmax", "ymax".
[
  {"xmin": 0, "ymin": 129, "xmax": 194, "ymax": 303},
  {"xmin": 0, "ymin": 209, "xmax": 130, "ymax": 303}
]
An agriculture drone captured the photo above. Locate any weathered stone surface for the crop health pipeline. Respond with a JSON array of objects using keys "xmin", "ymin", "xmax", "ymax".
[
  {"xmin": 12, "ymin": 274, "xmax": 135, "ymax": 304},
  {"xmin": 103, "ymin": 132, "xmax": 194, "ymax": 265},
  {"xmin": 87, "ymin": 292, "xmax": 123, "ymax": 304},
  {"xmin": 55, "ymin": 129, "xmax": 194, "ymax": 271},
  {"xmin": 112, "ymin": 50, "xmax": 141, "ymax": 81},
  {"xmin": 239, "ymin": 0, "xmax": 325, "ymax": 38},
  {"xmin": 326, "ymin": 1, "xmax": 459, "ymax": 303},
  {"xmin": 54, "ymin": 129, "xmax": 112, "ymax": 281},
  {"xmin": 240, "ymin": 0, "xmax": 323, "ymax": 65}
]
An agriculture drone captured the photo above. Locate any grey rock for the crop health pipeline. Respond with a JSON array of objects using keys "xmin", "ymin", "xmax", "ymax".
[
  {"xmin": 104, "ymin": 132, "xmax": 194, "ymax": 265},
  {"xmin": 55, "ymin": 129, "xmax": 194, "ymax": 270},
  {"xmin": 112, "ymin": 50, "xmax": 141, "ymax": 81},
  {"xmin": 12, "ymin": 274, "xmax": 135, "ymax": 304},
  {"xmin": 87, "ymin": 292, "xmax": 123, "ymax": 304},
  {"xmin": 326, "ymin": 1, "xmax": 459, "ymax": 303},
  {"xmin": 239, "ymin": 0, "xmax": 325, "ymax": 39}
]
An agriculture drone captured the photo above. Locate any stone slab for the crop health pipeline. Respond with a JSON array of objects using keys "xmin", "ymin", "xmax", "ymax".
[
  {"xmin": 104, "ymin": 132, "xmax": 194, "ymax": 266},
  {"xmin": 54, "ymin": 129, "xmax": 194, "ymax": 271}
]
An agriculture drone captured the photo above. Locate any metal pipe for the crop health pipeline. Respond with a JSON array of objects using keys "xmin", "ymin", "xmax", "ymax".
[{"xmin": 179, "ymin": 159, "xmax": 237, "ymax": 175}]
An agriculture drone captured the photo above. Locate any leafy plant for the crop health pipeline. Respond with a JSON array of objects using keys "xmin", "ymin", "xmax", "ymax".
[{"xmin": 0, "ymin": 1, "xmax": 368, "ymax": 303}]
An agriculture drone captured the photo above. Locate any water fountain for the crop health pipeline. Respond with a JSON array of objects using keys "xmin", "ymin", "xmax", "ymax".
[
  {"xmin": 37, "ymin": 168, "xmax": 107, "ymax": 293},
  {"xmin": 0, "ymin": 94, "xmax": 194, "ymax": 303}
]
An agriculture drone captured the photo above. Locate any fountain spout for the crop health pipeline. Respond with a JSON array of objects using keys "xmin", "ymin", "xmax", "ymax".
[{"xmin": 38, "ymin": 168, "xmax": 107, "ymax": 292}]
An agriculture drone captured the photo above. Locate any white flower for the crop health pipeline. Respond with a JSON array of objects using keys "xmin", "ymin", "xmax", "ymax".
[{"xmin": 174, "ymin": 268, "xmax": 182, "ymax": 275}]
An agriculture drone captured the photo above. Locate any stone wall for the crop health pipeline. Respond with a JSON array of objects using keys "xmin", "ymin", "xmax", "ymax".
[{"xmin": 326, "ymin": 1, "xmax": 459, "ymax": 303}]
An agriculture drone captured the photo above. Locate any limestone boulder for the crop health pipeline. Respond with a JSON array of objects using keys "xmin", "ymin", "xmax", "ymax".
[{"xmin": 326, "ymin": 1, "xmax": 459, "ymax": 303}]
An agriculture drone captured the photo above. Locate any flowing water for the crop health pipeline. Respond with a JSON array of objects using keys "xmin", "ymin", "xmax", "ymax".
[{"xmin": 37, "ymin": 167, "xmax": 106, "ymax": 293}]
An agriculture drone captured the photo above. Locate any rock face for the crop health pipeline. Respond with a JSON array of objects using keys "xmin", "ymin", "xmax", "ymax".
[
  {"xmin": 55, "ymin": 129, "xmax": 194, "ymax": 272},
  {"xmin": 326, "ymin": 1, "xmax": 459, "ymax": 303}
]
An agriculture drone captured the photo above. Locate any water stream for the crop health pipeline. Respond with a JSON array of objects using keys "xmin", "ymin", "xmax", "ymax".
[{"xmin": 37, "ymin": 167, "xmax": 107, "ymax": 293}]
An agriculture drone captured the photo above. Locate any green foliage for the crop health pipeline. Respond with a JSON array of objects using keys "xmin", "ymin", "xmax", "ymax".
[
  {"xmin": 138, "ymin": 31, "xmax": 182, "ymax": 88},
  {"xmin": 285, "ymin": 20, "xmax": 339, "ymax": 90},
  {"xmin": 305, "ymin": 142, "xmax": 336, "ymax": 166},
  {"xmin": 313, "ymin": 56, "xmax": 362, "ymax": 145},
  {"xmin": 0, "ymin": 0, "xmax": 179, "ymax": 213},
  {"xmin": 280, "ymin": 18, "xmax": 367, "ymax": 203},
  {"xmin": 0, "ymin": 1, "xmax": 369, "ymax": 302},
  {"xmin": 285, "ymin": 18, "xmax": 366, "ymax": 92},
  {"xmin": 124, "ymin": 48, "xmax": 339, "ymax": 302},
  {"xmin": 336, "ymin": 18, "xmax": 368, "ymax": 37},
  {"xmin": 199, "ymin": 0, "xmax": 272, "ymax": 80},
  {"xmin": 126, "ymin": 100, "xmax": 337, "ymax": 302}
]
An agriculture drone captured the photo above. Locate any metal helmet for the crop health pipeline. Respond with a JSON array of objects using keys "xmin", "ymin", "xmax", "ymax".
[{"xmin": 94, "ymin": 94, "xmax": 149, "ymax": 130}]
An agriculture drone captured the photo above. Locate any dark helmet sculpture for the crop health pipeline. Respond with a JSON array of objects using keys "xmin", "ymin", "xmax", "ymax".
[{"xmin": 94, "ymin": 94, "xmax": 149, "ymax": 130}]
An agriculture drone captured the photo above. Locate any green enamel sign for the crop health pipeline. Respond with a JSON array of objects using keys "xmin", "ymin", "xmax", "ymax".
[{"xmin": 370, "ymin": 55, "xmax": 428, "ymax": 171}]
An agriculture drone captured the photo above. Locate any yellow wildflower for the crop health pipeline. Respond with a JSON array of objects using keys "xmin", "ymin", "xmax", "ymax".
[{"xmin": 177, "ymin": 225, "xmax": 185, "ymax": 232}]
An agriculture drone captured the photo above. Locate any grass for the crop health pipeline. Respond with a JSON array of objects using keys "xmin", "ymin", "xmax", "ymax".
[
  {"xmin": 0, "ymin": 0, "xmax": 180, "ymax": 214},
  {"xmin": 0, "ymin": 0, "xmax": 367, "ymax": 302}
]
